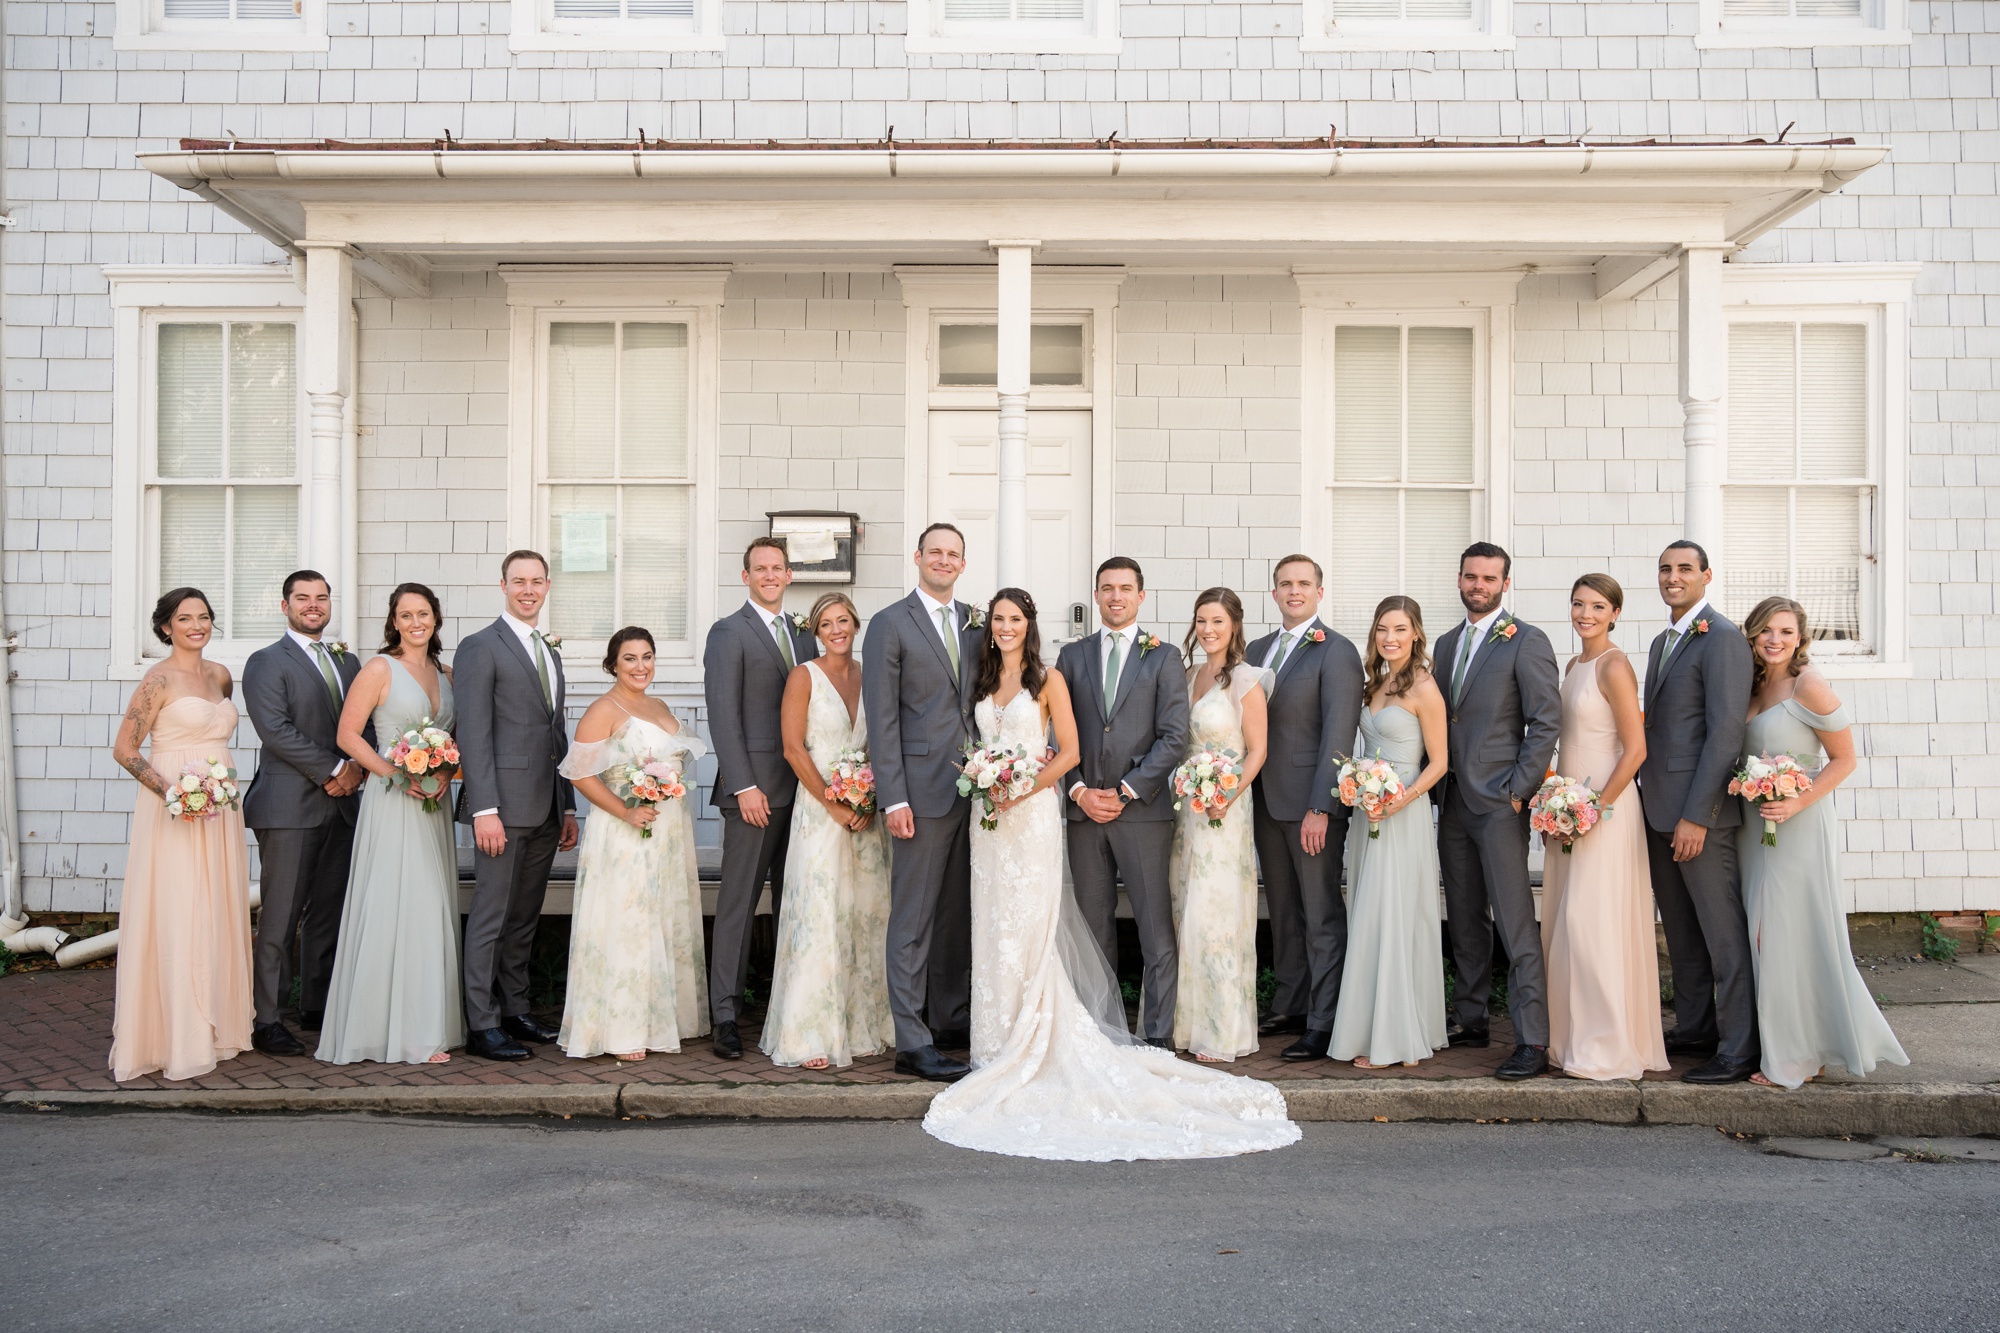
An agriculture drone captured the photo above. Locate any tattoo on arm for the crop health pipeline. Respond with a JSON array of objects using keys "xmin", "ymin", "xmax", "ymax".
[
  {"xmin": 118, "ymin": 676, "xmax": 171, "ymax": 797},
  {"xmin": 119, "ymin": 753, "xmax": 168, "ymax": 798}
]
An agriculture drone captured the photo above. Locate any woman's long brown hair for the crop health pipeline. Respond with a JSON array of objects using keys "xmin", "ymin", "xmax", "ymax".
[
  {"xmin": 1182, "ymin": 587, "xmax": 1248, "ymax": 689},
  {"xmin": 1744, "ymin": 594, "xmax": 1811, "ymax": 694},
  {"xmin": 1363, "ymin": 595, "xmax": 1430, "ymax": 704},
  {"xmin": 971, "ymin": 587, "xmax": 1047, "ymax": 706},
  {"xmin": 380, "ymin": 582, "xmax": 446, "ymax": 666}
]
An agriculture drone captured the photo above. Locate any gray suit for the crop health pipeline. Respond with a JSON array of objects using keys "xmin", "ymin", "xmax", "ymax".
[
  {"xmin": 452, "ymin": 618, "xmax": 575, "ymax": 1032},
  {"xmin": 702, "ymin": 602, "xmax": 820, "ymax": 1026},
  {"xmin": 1638, "ymin": 605, "xmax": 1756, "ymax": 1063},
  {"xmin": 862, "ymin": 590, "xmax": 981, "ymax": 1051},
  {"xmin": 1055, "ymin": 629, "xmax": 1190, "ymax": 1041},
  {"xmin": 241, "ymin": 635, "xmax": 365, "ymax": 1028},
  {"xmin": 1433, "ymin": 613, "xmax": 1561, "ymax": 1045},
  {"xmin": 1245, "ymin": 622, "xmax": 1364, "ymax": 1031}
]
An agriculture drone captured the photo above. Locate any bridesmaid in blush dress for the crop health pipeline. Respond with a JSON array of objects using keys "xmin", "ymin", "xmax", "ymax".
[
  {"xmin": 109, "ymin": 588, "xmax": 254, "ymax": 1082},
  {"xmin": 1739, "ymin": 596, "xmax": 1907, "ymax": 1090},
  {"xmin": 1540, "ymin": 574, "xmax": 1669, "ymax": 1082}
]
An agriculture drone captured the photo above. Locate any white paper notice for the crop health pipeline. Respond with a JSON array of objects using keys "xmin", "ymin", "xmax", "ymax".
[
  {"xmin": 561, "ymin": 512, "xmax": 609, "ymax": 573},
  {"xmin": 784, "ymin": 526, "xmax": 839, "ymax": 564}
]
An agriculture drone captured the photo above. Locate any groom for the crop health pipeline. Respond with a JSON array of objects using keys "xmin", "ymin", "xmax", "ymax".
[
  {"xmin": 1055, "ymin": 557, "xmax": 1190, "ymax": 1047},
  {"xmin": 454, "ymin": 549, "xmax": 578, "ymax": 1062},
  {"xmin": 863, "ymin": 522, "xmax": 981, "ymax": 1082}
]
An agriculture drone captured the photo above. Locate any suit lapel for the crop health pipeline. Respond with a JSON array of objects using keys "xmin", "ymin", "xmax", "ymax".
[
  {"xmin": 741, "ymin": 603, "xmax": 788, "ymax": 672},
  {"xmin": 1648, "ymin": 619, "xmax": 1699, "ymax": 709},
  {"xmin": 280, "ymin": 636, "xmax": 341, "ymax": 724},
  {"xmin": 1273, "ymin": 624, "xmax": 1318, "ymax": 691},
  {"xmin": 1456, "ymin": 616, "xmax": 1509, "ymax": 703},
  {"xmin": 1080, "ymin": 630, "xmax": 1110, "ymax": 723},
  {"xmin": 493, "ymin": 619, "xmax": 554, "ymax": 718},
  {"xmin": 1106, "ymin": 631, "xmax": 1146, "ymax": 721},
  {"xmin": 905, "ymin": 593, "xmax": 957, "ymax": 681}
]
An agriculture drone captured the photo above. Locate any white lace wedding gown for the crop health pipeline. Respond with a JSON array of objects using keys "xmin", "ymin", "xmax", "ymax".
[{"xmin": 922, "ymin": 689, "xmax": 1301, "ymax": 1162}]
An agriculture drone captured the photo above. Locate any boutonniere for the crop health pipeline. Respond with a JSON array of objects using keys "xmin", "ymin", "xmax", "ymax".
[
  {"xmin": 540, "ymin": 631, "xmax": 563, "ymax": 650},
  {"xmin": 788, "ymin": 612, "xmax": 810, "ymax": 634},
  {"xmin": 1488, "ymin": 616, "xmax": 1519, "ymax": 646},
  {"xmin": 963, "ymin": 608, "xmax": 986, "ymax": 632},
  {"xmin": 1306, "ymin": 628, "xmax": 1326, "ymax": 644},
  {"xmin": 1135, "ymin": 631, "xmax": 1163, "ymax": 656},
  {"xmin": 1694, "ymin": 619, "xmax": 1711, "ymax": 635},
  {"xmin": 324, "ymin": 640, "xmax": 349, "ymax": 660}
]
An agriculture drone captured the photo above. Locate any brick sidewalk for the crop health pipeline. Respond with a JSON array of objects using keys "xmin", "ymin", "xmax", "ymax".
[{"xmin": 0, "ymin": 965, "xmax": 1705, "ymax": 1093}]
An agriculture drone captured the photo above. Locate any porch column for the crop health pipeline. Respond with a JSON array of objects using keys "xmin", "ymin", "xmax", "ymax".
[
  {"xmin": 991, "ymin": 240, "xmax": 1038, "ymax": 590},
  {"xmin": 299, "ymin": 241, "xmax": 355, "ymax": 587},
  {"xmin": 1676, "ymin": 243, "xmax": 1731, "ymax": 575}
]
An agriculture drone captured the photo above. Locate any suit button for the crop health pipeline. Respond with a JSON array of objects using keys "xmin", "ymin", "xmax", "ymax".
[{"xmin": 1104, "ymin": 725, "xmax": 1111, "ymax": 733}]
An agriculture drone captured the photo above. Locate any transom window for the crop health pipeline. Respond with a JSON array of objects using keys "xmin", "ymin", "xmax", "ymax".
[
  {"xmin": 935, "ymin": 323, "xmax": 1086, "ymax": 388},
  {"xmin": 539, "ymin": 321, "xmax": 694, "ymax": 648},
  {"xmin": 147, "ymin": 319, "xmax": 301, "ymax": 648}
]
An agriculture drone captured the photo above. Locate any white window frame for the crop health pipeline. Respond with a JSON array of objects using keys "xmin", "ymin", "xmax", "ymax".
[
  {"xmin": 113, "ymin": 0, "xmax": 329, "ymax": 52},
  {"xmin": 1720, "ymin": 263, "xmax": 1919, "ymax": 677},
  {"xmin": 904, "ymin": 0, "xmax": 1121, "ymax": 56},
  {"xmin": 501, "ymin": 267, "xmax": 725, "ymax": 679},
  {"xmin": 1297, "ymin": 273, "xmax": 1519, "ymax": 589},
  {"xmin": 1302, "ymin": 0, "xmax": 1514, "ymax": 53},
  {"xmin": 508, "ymin": 0, "xmax": 724, "ymax": 52},
  {"xmin": 1694, "ymin": 0, "xmax": 1909, "ymax": 49},
  {"xmin": 107, "ymin": 266, "xmax": 310, "ymax": 677}
]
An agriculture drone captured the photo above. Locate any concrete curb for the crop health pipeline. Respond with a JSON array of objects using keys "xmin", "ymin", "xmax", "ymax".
[{"xmin": 7, "ymin": 1078, "xmax": 1996, "ymax": 1135}]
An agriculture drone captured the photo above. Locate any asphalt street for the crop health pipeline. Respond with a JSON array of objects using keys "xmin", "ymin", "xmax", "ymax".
[{"xmin": 2, "ymin": 1113, "xmax": 1994, "ymax": 1332}]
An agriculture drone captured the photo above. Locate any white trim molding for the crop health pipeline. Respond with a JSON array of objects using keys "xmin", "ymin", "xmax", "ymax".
[
  {"xmin": 498, "ymin": 266, "xmax": 728, "ymax": 677},
  {"xmin": 507, "ymin": 0, "xmax": 725, "ymax": 53},
  {"xmin": 903, "ymin": 0, "xmax": 1121, "ymax": 55},
  {"xmin": 114, "ymin": 0, "xmax": 330, "ymax": 52},
  {"xmin": 1301, "ymin": 0, "xmax": 1515, "ymax": 53},
  {"xmin": 1694, "ymin": 0, "xmax": 1909, "ymax": 48}
]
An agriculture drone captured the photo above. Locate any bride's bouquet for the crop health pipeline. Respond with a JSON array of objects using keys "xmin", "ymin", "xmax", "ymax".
[
  {"xmin": 824, "ymin": 746, "xmax": 877, "ymax": 820},
  {"xmin": 1729, "ymin": 752, "xmax": 1814, "ymax": 847},
  {"xmin": 1172, "ymin": 747, "xmax": 1242, "ymax": 828},
  {"xmin": 385, "ymin": 719, "xmax": 459, "ymax": 813},
  {"xmin": 608, "ymin": 756, "xmax": 688, "ymax": 838},
  {"xmin": 1335, "ymin": 754, "xmax": 1404, "ymax": 839},
  {"xmin": 164, "ymin": 756, "xmax": 241, "ymax": 822},
  {"xmin": 957, "ymin": 741, "xmax": 1043, "ymax": 831},
  {"xmin": 1529, "ymin": 774, "xmax": 1604, "ymax": 854}
]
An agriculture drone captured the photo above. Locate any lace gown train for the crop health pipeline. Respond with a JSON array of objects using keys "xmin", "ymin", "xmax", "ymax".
[{"xmin": 922, "ymin": 689, "xmax": 1299, "ymax": 1161}]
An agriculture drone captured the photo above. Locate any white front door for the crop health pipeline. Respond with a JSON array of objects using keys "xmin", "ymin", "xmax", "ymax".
[{"xmin": 927, "ymin": 409, "xmax": 1093, "ymax": 642}]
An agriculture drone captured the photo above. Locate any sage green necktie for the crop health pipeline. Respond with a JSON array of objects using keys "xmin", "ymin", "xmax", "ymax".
[
  {"xmin": 1271, "ymin": 629, "xmax": 1297, "ymax": 674},
  {"xmin": 310, "ymin": 641, "xmax": 342, "ymax": 712},
  {"xmin": 1663, "ymin": 627, "xmax": 1683, "ymax": 660},
  {"xmin": 531, "ymin": 630, "xmax": 553, "ymax": 710},
  {"xmin": 1450, "ymin": 627, "xmax": 1476, "ymax": 705},
  {"xmin": 938, "ymin": 606, "xmax": 960, "ymax": 681},
  {"xmin": 1103, "ymin": 631, "xmax": 1125, "ymax": 710},
  {"xmin": 773, "ymin": 616, "xmax": 795, "ymax": 669}
]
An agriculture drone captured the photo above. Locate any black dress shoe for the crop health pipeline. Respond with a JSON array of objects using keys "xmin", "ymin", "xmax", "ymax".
[
  {"xmin": 1258, "ymin": 1013, "xmax": 1307, "ymax": 1037},
  {"xmin": 1664, "ymin": 1029, "xmax": 1719, "ymax": 1058},
  {"xmin": 1494, "ymin": 1044, "xmax": 1549, "ymax": 1081},
  {"xmin": 251, "ymin": 1021, "xmax": 306, "ymax": 1057},
  {"xmin": 298, "ymin": 1009, "xmax": 325, "ymax": 1031},
  {"xmin": 1143, "ymin": 1036, "xmax": 1175, "ymax": 1051},
  {"xmin": 466, "ymin": 1028, "xmax": 529, "ymax": 1061},
  {"xmin": 501, "ymin": 1013, "xmax": 559, "ymax": 1044},
  {"xmin": 1682, "ymin": 1054, "xmax": 1757, "ymax": 1084},
  {"xmin": 712, "ymin": 1020, "xmax": 744, "ymax": 1060},
  {"xmin": 931, "ymin": 1027, "xmax": 972, "ymax": 1050},
  {"xmin": 894, "ymin": 1046, "xmax": 970, "ymax": 1082},
  {"xmin": 1447, "ymin": 1026, "xmax": 1492, "ymax": 1049},
  {"xmin": 1281, "ymin": 1030, "xmax": 1332, "ymax": 1062}
]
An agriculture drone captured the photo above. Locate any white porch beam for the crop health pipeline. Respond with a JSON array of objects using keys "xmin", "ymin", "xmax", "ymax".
[
  {"xmin": 1676, "ymin": 244, "xmax": 1732, "ymax": 584},
  {"xmin": 299, "ymin": 241, "xmax": 355, "ymax": 589},
  {"xmin": 991, "ymin": 241, "xmax": 1038, "ymax": 592},
  {"xmin": 1594, "ymin": 251, "xmax": 1678, "ymax": 303}
]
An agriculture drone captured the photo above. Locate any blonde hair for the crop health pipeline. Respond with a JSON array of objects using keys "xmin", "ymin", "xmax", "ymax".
[
  {"xmin": 1744, "ymin": 595, "xmax": 1810, "ymax": 693},
  {"xmin": 808, "ymin": 592, "xmax": 861, "ymax": 640},
  {"xmin": 1363, "ymin": 595, "xmax": 1430, "ymax": 704}
]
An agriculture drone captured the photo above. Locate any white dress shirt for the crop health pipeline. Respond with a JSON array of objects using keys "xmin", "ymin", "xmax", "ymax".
[
  {"xmin": 883, "ymin": 588, "xmax": 963, "ymax": 818},
  {"xmin": 1448, "ymin": 605, "xmax": 1506, "ymax": 690},
  {"xmin": 472, "ymin": 612, "xmax": 554, "ymax": 820},
  {"xmin": 1070, "ymin": 623, "xmax": 1142, "ymax": 801},
  {"xmin": 736, "ymin": 601, "xmax": 796, "ymax": 796},
  {"xmin": 1260, "ymin": 614, "xmax": 1322, "ymax": 671},
  {"xmin": 1667, "ymin": 597, "xmax": 1711, "ymax": 643},
  {"xmin": 288, "ymin": 627, "xmax": 348, "ymax": 778}
]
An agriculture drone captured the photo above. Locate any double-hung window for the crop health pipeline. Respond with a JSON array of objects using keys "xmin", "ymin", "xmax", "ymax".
[
  {"xmin": 509, "ymin": 0, "xmax": 723, "ymax": 51},
  {"xmin": 905, "ymin": 0, "xmax": 1119, "ymax": 55},
  {"xmin": 115, "ymin": 0, "xmax": 327, "ymax": 51},
  {"xmin": 1302, "ymin": 0, "xmax": 1514, "ymax": 51},
  {"xmin": 1694, "ymin": 0, "xmax": 1909, "ymax": 47}
]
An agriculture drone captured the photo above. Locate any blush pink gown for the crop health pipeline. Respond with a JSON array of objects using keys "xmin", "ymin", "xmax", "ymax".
[{"xmin": 109, "ymin": 696, "xmax": 254, "ymax": 1082}]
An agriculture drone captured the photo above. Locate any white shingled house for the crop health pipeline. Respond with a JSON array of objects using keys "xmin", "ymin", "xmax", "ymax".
[{"xmin": 0, "ymin": 0, "xmax": 1993, "ymax": 929}]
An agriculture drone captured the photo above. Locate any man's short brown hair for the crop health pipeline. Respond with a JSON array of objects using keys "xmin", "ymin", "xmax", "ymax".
[
  {"xmin": 1272, "ymin": 554, "xmax": 1324, "ymax": 586},
  {"xmin": 743, "ymin": 536, "xmax": 790, "ymax": 571},
  {"xmin": 501, "ymin": 549, "xmax": 549, "ymax": 580}
]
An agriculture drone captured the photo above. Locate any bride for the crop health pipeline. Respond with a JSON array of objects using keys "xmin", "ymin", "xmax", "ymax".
[{"xmin": 922, "ymin": 588, "xmax": 1301, "ymax": 1162}]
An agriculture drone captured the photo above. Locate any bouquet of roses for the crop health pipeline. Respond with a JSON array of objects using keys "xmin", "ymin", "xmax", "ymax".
[
  {"xmin": 1335, "ymin": 754, "xmax": 1404, "ymax": 839},
  {"xmin": 824, "ymin": 746, "xmax": 877, "ymax": 820},
  {"xmin": 1529, "ymin": 774, "xmax": 1604, "ymax": 855},
  {"xmin": 957, "ymin": 741, "xmax": 1043, "ymax": 832},
  {"xmin": 164, "ymin": 756, "xmax": 241, "ymax": 822},
  {"xmin": 384, "ymin": 719, "xmax": 460, "ymax": 814},
  {"xmin": 1173, "ymin": 747, "xmax": 1243, "ymax": 828},
  {"xmin": 1729, "ymin": 752, "xmax": 1814, "ymax": 847},
  {"xmin": 608, "ymin": 756, "xmax": 688, "ymax": 838}
]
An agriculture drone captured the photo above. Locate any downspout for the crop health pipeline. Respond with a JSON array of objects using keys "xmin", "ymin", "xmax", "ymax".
[{"xmin": 0, "ymin": 0, "xmax": 22, "ymax": 928}]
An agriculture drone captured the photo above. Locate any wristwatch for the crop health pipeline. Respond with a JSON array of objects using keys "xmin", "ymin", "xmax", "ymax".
[{"xmin": 1117, "ymin": 788, "xmax": 1133, "ymax": 806}]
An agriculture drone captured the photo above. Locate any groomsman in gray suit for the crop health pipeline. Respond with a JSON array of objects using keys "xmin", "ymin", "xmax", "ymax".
[
  {"xmin": 1432, "ymin": 542, "xmax": 1561, "ymax": 1081},
  {"xmin": 241, "ymin": 569, "xmax": 366, "ymax": 1056},
  {"xmin": 1055, "ymin": 557, "xmax": 1190, "ymax": 1047},
  {"xmin": 1639, "ymin": 540, "xmax": 1756, "ymax": 1084},
  {"xmin": 862, "ymin": 522, "xmax": 981, "ymax": 1081},
  {"xmin": 702, "ymin": 536, "xmax": 819, "ymax": 1060},
  {"xmin": 454, "ymin": 550, "xmax": 578, "ymax": 1061},
  {"xmin": 1245, "ymin": 555, "xmax": 1365, "ymax": 1061}
]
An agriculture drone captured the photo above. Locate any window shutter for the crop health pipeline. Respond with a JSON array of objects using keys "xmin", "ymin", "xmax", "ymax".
[
  {"xmin": 158, "ymin": 324, "xmax": 223, "ymax": 479},
  {"xmin": 1726, "ymin": 322, "xmax": 1795, "ymax": 482},
  {"xmin": 1406, "ymin": 326, "xmax": 1475, "ymax": 484},
  {"xmin": 547, "ymin": 323, "xmax": 615, "ymax": 480},
  {"xmin": 619, "ymin": 323, "xmax": 690, "ymax": 478},
  {"xmin": 1799, "ymin": 323, "xmax": 1867, "ymax": 479},
  {"xmin": 1332, "ymin": 326, "xmax": 1401, "ymax": 483}
]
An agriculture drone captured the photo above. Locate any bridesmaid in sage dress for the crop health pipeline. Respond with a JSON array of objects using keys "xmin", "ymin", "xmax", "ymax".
[
  {"xmin": 1739, "ymin": 596, "xmax": 1907, "ymax": 1090},
  {"xmin": 316, "ymin": 584, "xmax": 466, "ymax": 1065},
  {"xmin": 1330, "ymin": 596, "xmax": 1450, "ymax": 1069},
  {"xmin": 762, "ymin": 593, "xmax": 894, "ymax": 1069},
  {"xmin": 1169, "ymin": 588, "xmax": 1272, "ymax": 1062}
]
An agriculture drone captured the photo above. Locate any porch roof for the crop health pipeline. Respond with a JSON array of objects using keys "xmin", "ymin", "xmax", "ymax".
[{"xmin": 139, "ymin": 136, "xmax": 1888, "ymax": 298}]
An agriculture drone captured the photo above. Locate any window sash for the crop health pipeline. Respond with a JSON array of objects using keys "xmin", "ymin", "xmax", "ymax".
[
  {"xmin": 1721, "ymin": 484, "xmax": 1874, "ymax": 643},
  {"xmin": 549, "ymin": 0, "xmax": 695, "ymax": 24},
  {"xmin": 1324, "ymin": 485, "xmax": 1480, "ymax": 642},
  {"xmin": 1329, "ymin": 0, "xmax": 1478, "ymax": 23},
  {"xmin": 1722, "ymin": 0, "xmax": 1865, "ymax": 23},
  {"xmin": 940, "ymin": 0, "xmax": 1088, "ymax": 24},
  {"xmin": 158, "ymin": 0, "xmax": 303, "ymax": 24}
]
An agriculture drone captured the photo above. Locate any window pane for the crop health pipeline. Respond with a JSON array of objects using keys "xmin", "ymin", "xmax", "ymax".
[
  {"xmin": 234, "ymin": 0, "xmax": 300, "ymax": 17},
  {"xmin": 1030, "ymin": 325, "xmax": 1085, "ymax": 386},
  {"xmin": 158, "ymin": 323, "xmax": 222, "ymax": 480},
  {"xmin": 936, "ymin": 324, "xmax": 1085, "ymax": 387},
  {"xmin": 1795, "ymin": 487, "xmax": 1863, "ymax": 641},
  {"xmin": 620, "ymin": 323, "xmax": 690, "ymax": 478},
  {"xmin": 1329, "ymin": 0, "xmax": 1405, "ymax": 16},
  {"xmin": 228, "ymin": 323, "xmax": 296, "ymax": 480},
  {"xmin": 1721, "ymin": 486, "xmax": 1790, "ymax": 622},
  {"xmin": 1403, "ymin": 0, "xmax": 1474, "ymax": 17},
  {"xmin": 1723, "ymin": 0, "xmax": 1798, "ymax": 15},
  {"xmin": 1326, "ymin": 488, "xmax": 1399, "ymax": 640},
  {"xmin": 1406, "ymin": 327, "xmax": 1475, "ymax": 484},
  {"xmin": 1402, "ymin": 488, "xmax": 1474, "ymax": 640},
  {"xmin": 552, "ymin": 0, "xmax": 621, "ymax": 14},
  {"xmin": 232, "ymin": 487, "xmax": 298, "ymax": 640},
  {"xmin": 1333, "ymin": 326, "xmax": 1402, "ymax": 483},
  {"xmin": 1727, "ymin": 322, "xmax": 1796, "ymax": 482},
  {"xmin": 547, "ymin": 323, "xmax": 615, "ymax": 479},
  {"xmin": 158, "ymin": 486, "xmax": 225, "ymax": 608},
  {"xmin": 548, "ymin": 485, "xmax": 618, "ymax": 640},
  {"xmin": 1323, "ymin": 487, "xmax": 1472, "ymax": 644},
  {"xmin": 625, "ymin": 0, "xmax": 696, "ymax": 14},
  {"xmin": 1794, "ymin": 0, "xmax": 1862, "ymax": 15},
  {"xmin": 1800, "ymin": 323, "xmax": 1867, "ymax": 479},
  {"xmin": 163, "ymin": 0, "xmax": 233, "ymax": 16},
  {"xmin": 622, "ymin": 486, "xmax": 692, "ymax": 642}
]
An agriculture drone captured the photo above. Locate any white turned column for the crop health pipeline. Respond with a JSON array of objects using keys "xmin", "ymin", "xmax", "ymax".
[
  {"xmin": 991, "ymin": 240, "xmax": 1038, "ymax": 591},
  {"xmin": 299, "ymin": 242, "xmax": 355, "ymax": 591},
  {"xmin": 1677, "ymin": 244, "xmax": 1731, "ymax": 579}
]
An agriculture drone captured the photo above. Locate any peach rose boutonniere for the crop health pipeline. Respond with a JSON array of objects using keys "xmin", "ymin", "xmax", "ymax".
[
  {"xmin": 324, "ymin": 640, "xmax": 350, "ymax": 660},
  {"xmin": 1135, "ymin": 630, "xmax": 1164, "ymax": 657},
  {"xmin": 539, "ymin": 631, "xmax": 563, "ymax": 650},
  {"xmin": 1695, "ymin": 618, "xmax": 1712, "ymax": 636},
  {"xmin": 1306, "ymin": 628, "xmax": 1327, "ymax": 644},
  {"xmin": 1488, "ymin": 616, "xmax": 1520, "ymax": 646}
]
